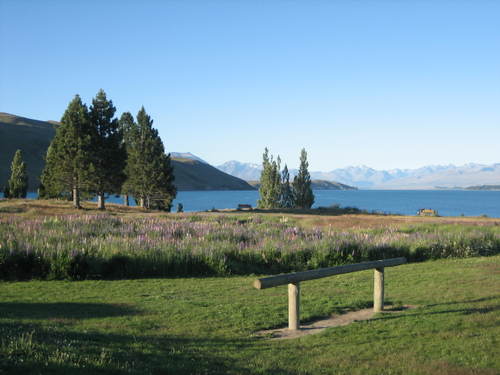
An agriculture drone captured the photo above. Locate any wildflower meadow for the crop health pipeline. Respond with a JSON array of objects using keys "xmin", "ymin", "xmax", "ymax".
[{"xmin": 1, "ymin": 213, "xmax": 499, "ymax": 280}]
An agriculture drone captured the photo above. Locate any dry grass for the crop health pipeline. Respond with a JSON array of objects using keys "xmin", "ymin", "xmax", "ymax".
[
  {"xmin": 295, "ymin": 213, "xmax": 500, "ymax": 229},
  {"xmin": 0, "ymin": 198, "xmax": 148, "ymax": 216},
  {"xmin": 2, "ymin": 198, "xmax": 499, "ymax": 230}
]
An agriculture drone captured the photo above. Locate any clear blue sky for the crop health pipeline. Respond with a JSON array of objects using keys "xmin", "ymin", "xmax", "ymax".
[{"xmin": 1, "ymin": 0, "xmax": 499, "ymax": 171}]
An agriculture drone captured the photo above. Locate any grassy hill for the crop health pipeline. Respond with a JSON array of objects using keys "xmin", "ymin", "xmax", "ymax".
[
  {"xmin": 248, "ymin": 179, "xmax": 357, "ymax": 190},
  {"xmin": 0, "ymin": 112, "xmax": 57, "ymax": 190},
  {"xmin": 0, "ymin": 113, "xmax": 253, "ymax": 191},
  {"xmin": 171, "ymin": 157, "xmax": 254, "ymax": 191}
]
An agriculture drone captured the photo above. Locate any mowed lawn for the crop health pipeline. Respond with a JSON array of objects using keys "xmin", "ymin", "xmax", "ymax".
[{"xmin": 1, "ymin": 256, "xmax": 499, "ymax": 375}]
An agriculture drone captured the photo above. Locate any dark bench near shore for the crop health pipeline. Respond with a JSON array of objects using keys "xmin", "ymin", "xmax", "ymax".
[{"xmin": 237, "ymin": 204, "xmax": 252, "ymax": 211}]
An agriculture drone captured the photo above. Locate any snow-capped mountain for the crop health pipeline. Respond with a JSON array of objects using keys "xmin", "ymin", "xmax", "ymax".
[
  {"xmin": 217, "ymin": 160, "xmax": 263, "ymax": 181},
  {"xmin": 217, "ymin": 161, "xmax": 500, "ymax": 189}
]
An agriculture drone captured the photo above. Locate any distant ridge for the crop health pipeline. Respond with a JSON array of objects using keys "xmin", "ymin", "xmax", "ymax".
[
  {"xmin": 170, "ymin": 152, "xmax": 208, "ymax": 164},
  {"xmin": 0, "ymin": 112, "xmax": 253, "ymax": 192},
  {"xmin": 466, "ymin": 185, "xmax": 500, "ymax": 191}
]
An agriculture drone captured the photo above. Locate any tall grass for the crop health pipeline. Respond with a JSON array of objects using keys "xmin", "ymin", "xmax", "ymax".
[{"xmin": 1, "ymin": 214, "xmax": 499, "ymax": 280}]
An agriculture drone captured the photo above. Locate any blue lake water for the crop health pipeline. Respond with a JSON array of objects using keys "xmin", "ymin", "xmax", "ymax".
[{"xmin": 2, "ymin": 190, "xmax": 500, "ymax": 217}]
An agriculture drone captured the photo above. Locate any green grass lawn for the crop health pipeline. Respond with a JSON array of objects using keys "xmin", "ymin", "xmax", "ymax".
[{"xmin": 1, "ymin": 256, "xmax": 499, "ymax": 374}]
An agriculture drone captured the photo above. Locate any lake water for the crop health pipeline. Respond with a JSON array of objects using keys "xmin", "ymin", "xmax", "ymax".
[{"xmin": 2, "ymin": 190, "xmax": 500, "ymax": 217}]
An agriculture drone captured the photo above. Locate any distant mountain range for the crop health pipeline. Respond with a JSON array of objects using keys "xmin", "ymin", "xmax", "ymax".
[
  {"xmin": 0, "ymin": 113, "xmax": 252, "ymax": 192},
  {"xmin": 217, "ymin": 161, "xmax": 500, "ymax": 189},
  {"xmin": 3, "ymin": 112, "xmax": 498, "ymax": 191},
  {"xmin": 247, "ymin": 180, "xmax": 357, "ymax": 191}
]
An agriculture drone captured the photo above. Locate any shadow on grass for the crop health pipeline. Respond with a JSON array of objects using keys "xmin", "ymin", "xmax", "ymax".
[
  {"xmin": 425, "ymin": 296, "xmax": 500, "ymax": 307},
  {"xmin": 302, "ymin": 299, "xmax": 376, "ymax": 324},
  {"xmin": 0, "ymin": 320, "xmax": 297, "ymax": 375},
  {"xmin": 0, "ymin": 302, "xmax": 139, "ymax": 320},
  {"xmin": 0, "ymin": 301, "xmax": 300, "ymax": 375},
  {"xmin": 262, "ymin": 300, "xmax": 378, "ymax": 330},
  {"xmin": 371, "ymin": 301, "xmax": 500, "ymax": 323}
]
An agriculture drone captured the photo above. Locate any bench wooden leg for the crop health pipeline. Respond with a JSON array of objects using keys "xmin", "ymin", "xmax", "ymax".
[
  {"xmin": 374, "ymin": 267, "xmax": 384, "ymax": 312},
  {"xmin": 288, "ymin": 282, "xmax": 300, "ymax": 330}
]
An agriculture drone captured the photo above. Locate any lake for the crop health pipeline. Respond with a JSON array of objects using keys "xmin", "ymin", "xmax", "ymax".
[{"xmin": 3, "ymin": 190, "xmax": 500, "ymax": 217}]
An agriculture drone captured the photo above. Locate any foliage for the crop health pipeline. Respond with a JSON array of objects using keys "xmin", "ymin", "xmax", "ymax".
[
  {"xmin": 292, "ymin": 148, "xmax": 315, "ymax": 208},
  {"xmin": 1, "ymin": 213, "xmax": 499, "ymax": 281},
  {"xmin": 122, "ymin": 107, "xmax": 176, "ymax": 210},
  {"xmin": 4, "ymin": 150, "xmax": 28, "ymax": 198},
  {"xmin": 40, "ymin": 95, "xmax": 95, "ymax": 208}
]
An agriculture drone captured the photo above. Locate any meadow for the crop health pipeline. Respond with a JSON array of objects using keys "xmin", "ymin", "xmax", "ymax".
[
  {"xmin": 1, "ymin": 200, "xmax": 499, "ymax": 281},
  {"xmin": 1, "ymin": 200, "xmax": 499, "ymax": 374}
]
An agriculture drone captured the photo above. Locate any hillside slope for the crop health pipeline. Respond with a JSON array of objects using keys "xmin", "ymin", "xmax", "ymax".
[
  {"xmin": 0, "ymin": 113, "xmax": 253, "ymax": 192},
  {"xmin": 0, "ymin": 112, "xmax": 57, "ymax": 190},
  {"xmin": 172, "ymin": 158, "xmax": 254, "ymax": 191}
]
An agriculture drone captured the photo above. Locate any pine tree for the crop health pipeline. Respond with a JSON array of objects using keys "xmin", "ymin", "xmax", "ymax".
[
  {"xmin": 292, "ymin": 148, "xmax": 315, "ymax": 209},
  {"xmin": 5, "ymin": 150, "xmax": 28, "ymax": 198},
  {"xmin": 118, "ymin": 112, "xmax": 136, "ymax": 206},
  {"xmin": 279, "ymin": 164, "xmax": 294, "ymax": 208},
  {"xmin": 122, "ymin": 107, "xmax": 176, "ymax": 210},
  {"xmin": 40, "ymin": 95, "xmax": 94, "ymax": 208},
  {"xmin": 257, "ymin": 148, "xmax": 281, "ymax": 209},
  {"xmin": 88, "ymin": 89, "xmax": 126, "ymax": 210},
  {"xmin": 119, "ymin": 112, "xmax": 136, "ymax": 144}
]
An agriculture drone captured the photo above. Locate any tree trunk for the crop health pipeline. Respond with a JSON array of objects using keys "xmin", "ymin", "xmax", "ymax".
[
  {"xmin": 123, "ymin": 194, "xmax": 129, "ymax": 206},
  {"xmin": 139, "ymin": 197, "xmax": 145, "ymax": 208},
  {"xmin": 73, "ymin": 187, "xmax": 81, "ymax": 209},
  {"xmin": 97, "ymin": 193, "xmax": 105, "ymax": 210}
]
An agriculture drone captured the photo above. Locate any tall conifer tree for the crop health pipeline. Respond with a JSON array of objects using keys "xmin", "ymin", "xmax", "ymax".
[
  {"xmin": 89, "ymin": 89, "xmax": 126, "ymax": 210},
  {"xmin": 40, "ymin": 95, "xmax": 94, "ymax": 208},
  {"xmin": 257, "ymin": 148, "xmax": 281, "ymax": 209},
  {"xmin": 292, "ymin": 148, "xmax": 315, "ymax": 209},
  {"xmin": 4, "ymin": 150, "xmax": 28, "ymax": 198},
  {"xmin": 119, "ymin": 112, "xmax": 136, "ymax": 206},
  {"xmin": 279, "ymin": 164, "xmax": 294, "ymax": 208},
  {"xmin": 123, "ymin": 107, "xmax": 176, "ymax": 210}
]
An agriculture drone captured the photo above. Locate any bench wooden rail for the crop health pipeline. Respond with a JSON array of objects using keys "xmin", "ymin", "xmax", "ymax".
[{"xmin": 253, "ymin": 257, "xmax": 407, "ymax": 331}]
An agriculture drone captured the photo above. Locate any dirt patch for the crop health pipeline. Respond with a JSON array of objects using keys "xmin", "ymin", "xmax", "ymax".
[{"xmin": 257, "ymin": 305, "xmax": 417, "ymax": 340}]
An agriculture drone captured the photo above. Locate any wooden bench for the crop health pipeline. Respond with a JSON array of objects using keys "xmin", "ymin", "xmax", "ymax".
[
  {"xmin": 253, "ymin": 257, "xmax": 407, "ymax": 330},
  {"xmin": 237, "ymin": 204, "xmax": 252, "ymax": 211}
]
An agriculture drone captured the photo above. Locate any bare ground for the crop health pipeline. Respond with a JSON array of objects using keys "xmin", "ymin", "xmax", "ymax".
[{"xmin": 257, "ymin": 305, "xmax": 417, "ymax": 340}]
